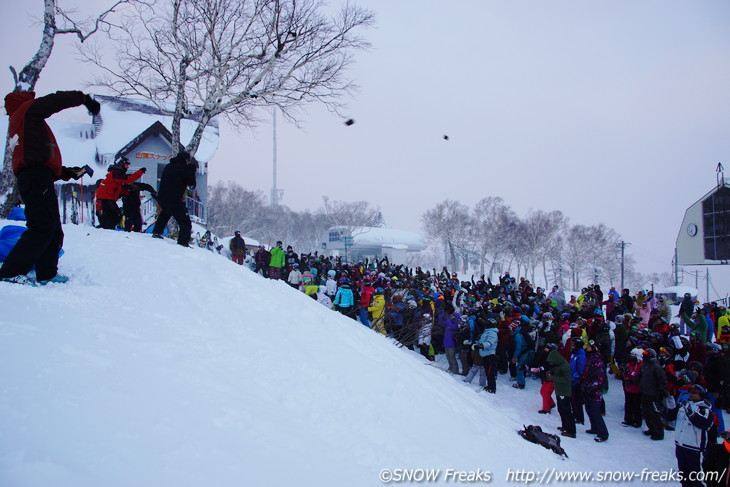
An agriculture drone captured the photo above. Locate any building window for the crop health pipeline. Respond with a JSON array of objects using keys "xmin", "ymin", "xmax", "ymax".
[{"xmin": 329, "ymin": 232, "xmax": 341, "ymax": 242}]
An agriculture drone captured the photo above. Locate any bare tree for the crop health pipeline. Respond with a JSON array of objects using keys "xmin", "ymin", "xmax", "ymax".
[
  {"xmin": 421, "ymin": 199, "xmax": 471, "ymax": 270},
  {"xmin": 0, "ymin": 0, "xmax": 130, "ymax": 218},
  {"xmin": 471, "ymin": 197, "xmax": 517, "ymax": 278},
  {"xmin": 563, "ymin": 224, "xmax": 593, "ymax": 290},
  {"xmin": 84, "ymin": 0, "xmax": 374, "ymax": 157},
  {"xmin": 316, "ymin": 195, "xmax": 381, "ymax": 228},
  {"xmin": 546, "ymin": 234, "xmax": 567, "ymax": 288},
  {"xmin": 584, "ymin": 223, "xmax": 621, "ymax": 285},
  {"xmin": 207, "ymin": 180, "xmax": 267, "ymax": 237}
]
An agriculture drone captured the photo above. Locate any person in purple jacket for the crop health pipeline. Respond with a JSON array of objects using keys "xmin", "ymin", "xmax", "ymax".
[{"xmin": 441, "ymin": 302, "xmax": 461, "ymax": 374}]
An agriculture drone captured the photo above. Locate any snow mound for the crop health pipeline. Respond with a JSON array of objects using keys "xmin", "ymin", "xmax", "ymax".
[{"xmin": 0, "ymin": 222, "xmax": 675, "ymax": 486}]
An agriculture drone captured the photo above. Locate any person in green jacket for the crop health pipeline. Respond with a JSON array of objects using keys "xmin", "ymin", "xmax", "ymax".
[
  {"xmin": 547, "ymin": 350, "xmax": 576, "ymax": 438},
  {"xmin": 684, "ymin": 312, "xmax": 709, "ymax": 345},
  {"xmin": 269, "ymin": 240, "xmax": 285, "ymax": 280}
]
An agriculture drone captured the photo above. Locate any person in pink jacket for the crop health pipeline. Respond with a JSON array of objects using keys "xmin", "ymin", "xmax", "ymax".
[{"xmin": 620, "ymin": 348, "xmax": 644, "ymax": 428}]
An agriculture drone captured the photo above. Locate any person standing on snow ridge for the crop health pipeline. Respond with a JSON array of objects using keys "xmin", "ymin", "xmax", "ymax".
[
  {"xmin": 284, "ymin": 245, "xmax": 299, "ymax": 280},
  {"xmin": 358, "ymin": 278, "xmax": 375, "ymax": 328},
  {"xmin": 269, "ymin": 240, "xmax": 285, "ymax": 280},
  {"xmin": 333, "ymin": 277, "xmax": 355, "ymax": 318},
  {"xmin": 121, "ymin": 181, "xmax": 156, "ymax": 232},
  {"xmin": 229, "ymin": 231, "xmax": 246, "ymax": 265},
  {"xmin": 95, "ymin": 156, "xmax": 146, "ymax": 230},
  {"xmin": 254, "ymin": 244, "xmax": 271, "ymax": 277},
  {"xmin": 0, "ymin": 90, "xmax": 100, "ymax": 285},
  {"xmin": 151, "ymin": 151, "xmax": 197, "ymax": 247},
  {"xmin": 286, "ymin": 263, "xmax": 302, "ymax": 289}
]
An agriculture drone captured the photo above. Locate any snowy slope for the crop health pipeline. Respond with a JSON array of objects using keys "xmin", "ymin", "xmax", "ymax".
[{"xmin": 0, "ymin": 222, "xmax": 696, "ymax": 487}]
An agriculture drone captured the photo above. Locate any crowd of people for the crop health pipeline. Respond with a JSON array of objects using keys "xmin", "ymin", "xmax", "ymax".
[{"xmin": 235, "ymin": 242, "xmax": 730, "ymax": 486}]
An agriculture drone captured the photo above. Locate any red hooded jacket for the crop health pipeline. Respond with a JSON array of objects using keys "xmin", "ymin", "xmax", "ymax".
[
  {"xmin": 95, "ymin": 165, "xmax": 145, "ymax": 202},
  {"xmin": 4, "ymin": 90, "xmax": 87, "ymax": 178}
]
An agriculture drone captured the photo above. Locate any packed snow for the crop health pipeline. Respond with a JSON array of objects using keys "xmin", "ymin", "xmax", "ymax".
[{"xmin": 0, "ymin": 221, "xmax": 723, "ymax": 487}]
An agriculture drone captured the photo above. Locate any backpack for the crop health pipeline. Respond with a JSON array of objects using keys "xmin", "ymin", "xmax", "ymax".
[{"xmin": 518, "ymin": 425, "xmax": 568, "ymax": 457}]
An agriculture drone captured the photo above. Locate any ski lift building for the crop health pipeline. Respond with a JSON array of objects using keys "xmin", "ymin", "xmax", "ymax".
[{"xmin": 321, "ymin": 226, "xmax": 426, "ymax": 264}]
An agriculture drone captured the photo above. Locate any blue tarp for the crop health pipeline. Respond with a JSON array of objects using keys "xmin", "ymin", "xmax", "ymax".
[
  {"xmin": 0, "ymin": 225, "xmax": 64, "ymax": 263},
  {"xmin": 7, "ymin": 206, "xmax": 25, "ymax": 221}
]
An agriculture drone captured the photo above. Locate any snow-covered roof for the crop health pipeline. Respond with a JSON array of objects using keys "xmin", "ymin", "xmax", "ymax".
[
  {"xmin": 93, "ymin": 95, "xmax": 219, "ymax": 164},
  {"xmin": 332, "ymin": 226, "xmax": 426, "ymax": 251},
  {"xmin": 0, "ymin": 93, "xmax": 219, "ymax": 177}
]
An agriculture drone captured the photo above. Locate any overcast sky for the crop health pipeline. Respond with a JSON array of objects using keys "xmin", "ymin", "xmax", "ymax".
[{"xmin": 2, "ymin": 0, "xmax": 730, "ymax": 294}]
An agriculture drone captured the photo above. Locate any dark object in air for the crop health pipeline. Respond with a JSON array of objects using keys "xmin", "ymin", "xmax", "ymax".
[
  {"xmin": 443, "ymin": 135, "xmax": 449, "ymax": 140},
  {"xmin": 518, "ymin": 425, "xmax": 568, "ymax": 457},
  {"xmin": 344, "ymin": 119, "xmax": 355, "ymax": 126}
]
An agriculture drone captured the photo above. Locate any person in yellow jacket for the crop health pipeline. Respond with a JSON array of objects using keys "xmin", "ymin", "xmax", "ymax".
[
  {"xmin": 302, "ymin": 276, "xmax": 319, "ymax": 298},
  {"xmin": 368, "ymin": 287, "xmax": 386, "ymax": 335}
]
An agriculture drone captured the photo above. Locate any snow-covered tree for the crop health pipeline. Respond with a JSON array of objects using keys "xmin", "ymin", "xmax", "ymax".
[
  {"xmin": 84, "ymin": 0, "xmax": 374, "ymax": 157},
  {"xmin": 471, "ymin": 196, "xmax": 517, "ymax": 278},
  {"xmin": 421, "ymin": 199, "xmax": 471, "ymax": 271},
  {"xmin": 207, "ymin": 180, "xmax": 268, "ymax": 237},
  {"xmin": 0, "ymin": 0, "xmax": 130, "ymax": 218}
]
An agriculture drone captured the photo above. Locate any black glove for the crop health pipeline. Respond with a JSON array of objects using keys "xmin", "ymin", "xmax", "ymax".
[
  {"xmin": 471, "ymin": 343, "xmax": 483, "ymax": 351},
  {"xmin": 60, "ymin": 166, "xmax": 87, "ymax": 181},
  {"xmin": 60, "ymin": 167, "xmax": 77, "ymax": 181},
  {"xmin": 140, "ymin": 167, "xmax": 147, "ymax": 173},
  {"xmin": 84, "ymin": 94, "xmax": 101, "ymax": 115}
]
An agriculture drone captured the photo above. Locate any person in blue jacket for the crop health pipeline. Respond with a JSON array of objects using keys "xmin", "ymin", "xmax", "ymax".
[
  {"xmin": 511, "ymin": 316, "xmax": 534, "ymax": 389},
  {"xmin": 476, "ymin": 318, "xmax": 499, "ymax": 393},
  {"xmin": 441, "ymin": 303, "xmax": 461, "ymax": 374},
  {"xmin": 333, "ymin": 278, "xmax": 355, "ymax": 319},
  {"xmin": 569, "ymin": 337, "xmax": 587, "ymax": 425}
]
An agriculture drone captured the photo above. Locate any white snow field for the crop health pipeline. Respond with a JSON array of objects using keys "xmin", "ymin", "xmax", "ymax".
[{"xmin": 0, "ymin": 221, "xmax": 718, "ymax": 487}]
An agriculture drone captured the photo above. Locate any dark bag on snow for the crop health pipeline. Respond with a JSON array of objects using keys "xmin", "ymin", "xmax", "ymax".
[{"xmin": 518, "ymin": 424, "xmax": 568, "ymax": 457}]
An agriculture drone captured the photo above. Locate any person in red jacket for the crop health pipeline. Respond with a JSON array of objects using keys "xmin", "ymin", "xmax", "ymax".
[
  {"xmin": 94, "ymin": 156, "xmax": 146, "ymax": 229},
  {"xmin": 358, "ymin": 278, "xmax": 375, "ymax": 327},
  {"xmin": 0, "ymin": 90, "xmax": 99, "ymax": 285}
]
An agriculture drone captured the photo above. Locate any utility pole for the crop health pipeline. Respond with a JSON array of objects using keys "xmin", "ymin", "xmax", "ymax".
[
  {"xmin": 618, "ymin": 241, "xmax": 630, "ymax": 289},
  {"xmin": 270, "ymin": 108, "xmax": 284, "ymax": 206}
]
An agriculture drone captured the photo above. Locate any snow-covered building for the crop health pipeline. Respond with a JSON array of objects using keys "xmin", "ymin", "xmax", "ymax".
[
  {"xmin": 3, "ymin": 94, "xmax": 219, "ymax": 227},
  {"xmin": 320, "ymin": 226, "xmax": 426, "ymax": 264}
]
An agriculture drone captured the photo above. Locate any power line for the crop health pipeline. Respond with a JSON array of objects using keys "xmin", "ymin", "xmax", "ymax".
[{"xmin": 630, "ymin": 244, "xmax": 672, "ymax": 266}]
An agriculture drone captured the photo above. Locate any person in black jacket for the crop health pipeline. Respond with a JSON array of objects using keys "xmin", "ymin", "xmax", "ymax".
[
  {"xmin": 0, "ymin": 90, "xmax": 99, "ymax": 285},
  {"xmin": 151, "ymin": 151, "xmax": 197, "ymax": 246},
  {"xmin": 639, "ymin": 348, "xmax": 668, "ymax": 440},
  {"xmin": 121, "ymin": 181, "xmax": 156, "ymax": 232}
]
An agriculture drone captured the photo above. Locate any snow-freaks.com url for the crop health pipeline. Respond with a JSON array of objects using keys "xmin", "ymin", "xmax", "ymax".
[{"xmin": 506, "ymin": 467, "xmax": 728, "ymax": 484}]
